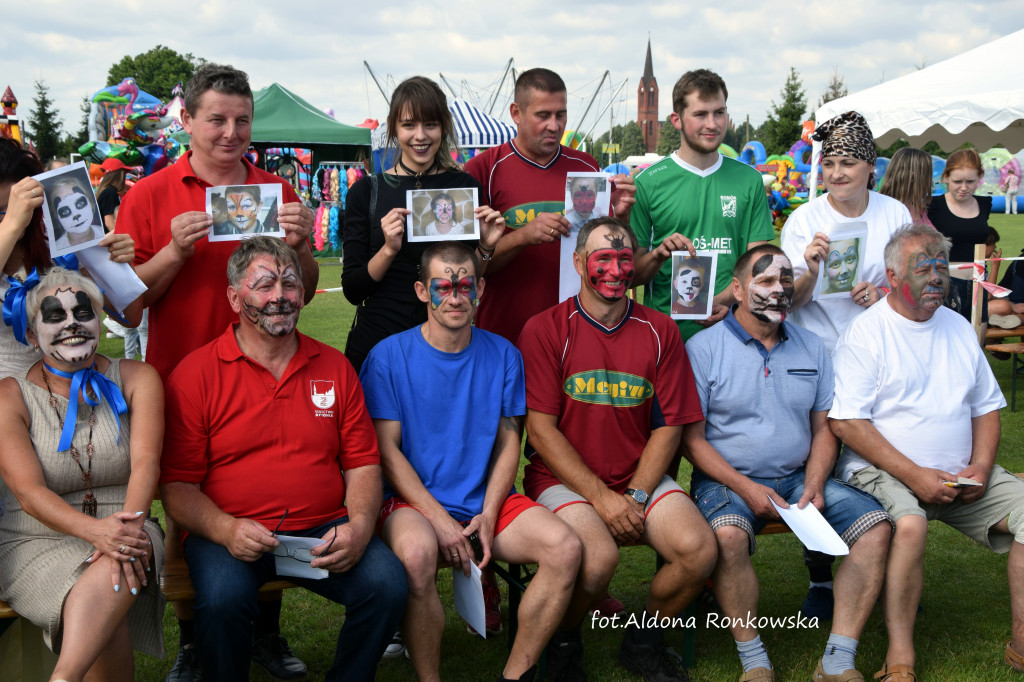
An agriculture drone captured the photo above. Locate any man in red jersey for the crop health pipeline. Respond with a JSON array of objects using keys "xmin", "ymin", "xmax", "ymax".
[
  {"xmin": 116, "ymin": 63, "xmax": 319, "ymax": 681},
  {"xmin": 518, "ymin": 217, "xmax": 716, "ymax": 682},
  {"xmin": 465, "ymin": 68, "xmax": 635, "ymax": 344}
]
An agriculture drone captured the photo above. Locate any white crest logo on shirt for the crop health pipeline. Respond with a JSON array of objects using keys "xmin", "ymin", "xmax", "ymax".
[
  {"xmin": 310, "ymin": 380, "xmax": 336, "ymax": 409},
  {"xmin": 721, "ymin": 195, "xmax": 737, "ymax": 218}
]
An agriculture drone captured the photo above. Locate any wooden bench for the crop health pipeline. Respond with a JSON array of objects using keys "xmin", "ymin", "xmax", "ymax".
[
  {"xmin": 986, "ymin": 325, "xmax": 1024, "ymax": 342},
  {"xmin": 984, "ymin": 342, "xmax": 1024, "ymax": 410}
]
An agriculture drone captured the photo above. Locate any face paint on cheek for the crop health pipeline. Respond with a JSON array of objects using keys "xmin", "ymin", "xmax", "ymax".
[
  {"xmin": 586, "ymin": 248, "xmax": 634, "ymax": 300},
  {"xmin": 572, "ymin": 190, "xmax": 596, "ymax": 214},
  {"xmin": 34, "ymin": 289, "xmax": 99, "ymax": 364}
]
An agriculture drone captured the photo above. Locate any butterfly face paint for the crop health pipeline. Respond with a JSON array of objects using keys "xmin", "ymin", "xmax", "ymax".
[
  {"xmin": 898, "ymin": 241, "xmax": 949, "ymax": 312},
  {"xmin": 747, "ymin": 253, "xmax": 794, "ymax": 324},
  {"xmin": 433, "ymin": 199, "xmax": 454, "ymax": 225},
  {"xmin": 238, "ymin": 256, "xmax": 302, "ymax": 337},
  {"xmin": 227, "ymin": 191, "xmax": 260, "ymax": 232},
  {"xmin": 55, "ymin": 191, "xmax": 94, "ymax": 235},
  {"xmin": 825, "ymin": 239, "xmax": 859, "ymax": 292},
  {"xmin": 674, "ymin": 266, "xmax": 704, "ymax": 305},
  {"xmin": 428, "ymin": 266, "xmax": 477, "ymax": 310},
  {"xmin": 585, "ymin": 228, "xmax": 635, "ymax": 302},
  {"xmin": 33, "ymin": 287, "xmax": 99, "ymax": 365}
]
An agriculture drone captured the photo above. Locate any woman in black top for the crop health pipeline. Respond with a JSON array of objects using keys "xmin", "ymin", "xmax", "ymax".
[
  {"xmin": 342, "ymin": 77, "xmax": 503, "ymax": 372},
  {"xmin": 927, "ymin": 148, "xmax": 991, "ymax": 323}
]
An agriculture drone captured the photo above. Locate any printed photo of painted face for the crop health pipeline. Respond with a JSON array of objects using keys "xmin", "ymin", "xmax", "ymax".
[
  {"xmin": 745, "ymin": 252, "xmax": 795, "ymax": 325},
  {"xmin": 407, "ymin": 187, "xmax": 479, "ymax": 242},
  {"xmin": 46, "ymin": 176, "xmax": 103, "ymax": 252},
  {"xmin": 30, "ymin": 286, "xmax": 101, "ymax": 367},
  {"xmin": 564, "ymin": 174, "xmax": 610, "ymax": 232},
  {"xmin": 822, "ymin": 238, "xmax": 860, "ymax": 294},
  {"xmin": 580, "ymin": 224, "xmax": 635, "ymax": 303},
  {"xmin": 226, "ymin": 186, "xmax": 263, "ymax": 234},
  {"xmin": 674, "ymin": 261, "xmax": 705, "ymax": 308}
]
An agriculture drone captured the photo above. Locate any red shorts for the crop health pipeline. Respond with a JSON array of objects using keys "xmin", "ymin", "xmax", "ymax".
[{"xmin": 379, "ymin": 493, "xmax": 541, "ymax": 536}]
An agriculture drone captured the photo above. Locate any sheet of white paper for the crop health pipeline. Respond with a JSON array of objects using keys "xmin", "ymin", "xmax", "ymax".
[
  {"xmin": 768, "ymin": 497, "xmax": 849, "ymax": 556},
  {"xmin": 273, "ymin": 534, "xmax": 328, "ymax": 580},
  {"xmin": 76, "ymin": 247, "xmax": 147, "ymax": 313},
  {"xmin": 558, "ymin": 234, "xmax": 580, "ymax": 303},
  {"xmin": 452, "ymin": 561, "xmax": 485, "ymax": 638}
]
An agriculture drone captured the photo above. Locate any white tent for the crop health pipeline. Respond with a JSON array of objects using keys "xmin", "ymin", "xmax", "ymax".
[{"xmin": 809, "ymin": 28, "xmax": 1024, "ymax": 195}]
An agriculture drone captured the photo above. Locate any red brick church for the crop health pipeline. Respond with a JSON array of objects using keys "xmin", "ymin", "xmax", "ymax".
[{"xmin": 637, "ymin": 40, "xmax": 659, "ymax": 153}]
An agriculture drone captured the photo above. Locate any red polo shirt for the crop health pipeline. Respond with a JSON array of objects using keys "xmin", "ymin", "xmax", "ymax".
[
  {"xmin": 116, "ymin": 152, "xmax": 300, "ymax": 381},
  {"xmin": 160, "ymin": 326, "xmax": 379, "ymax": 532}
]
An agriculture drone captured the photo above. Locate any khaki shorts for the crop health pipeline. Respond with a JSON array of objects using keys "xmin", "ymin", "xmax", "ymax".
[
  {"xmin": 535, "ymin": 475, "xmax": 685, "ymax": 519},
  {"xmin": 848, "ymin": 464, "xmax": 1024, "ymax": 553}
]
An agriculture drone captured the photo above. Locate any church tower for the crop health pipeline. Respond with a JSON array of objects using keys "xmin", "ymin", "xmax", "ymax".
[{"xmin": 637, "ymin": 40, "xmax": 659, "ymax": 153}]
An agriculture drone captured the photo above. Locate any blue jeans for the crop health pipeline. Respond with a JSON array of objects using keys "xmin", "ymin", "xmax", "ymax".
[{"xmin": 184, "ymin": 516, "xmax": 407, "ymax": 681}]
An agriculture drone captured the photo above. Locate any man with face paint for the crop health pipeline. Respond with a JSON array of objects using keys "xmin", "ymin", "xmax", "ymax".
[
  {"xmin": 671, "ymin": 259, "xmax": 706, "ymax": 313},
  {"xmin": 829, "ymin": 225, "xmax": 1021, "ymax": 680},
  {"xmin": 159, "ymin": 237, "xmax": 406, "ymax": 682},
  {"xmin": 358, "ymin": 241, "xmax": 580, "ymax": 682},
  {"xmin": 683, "ymin": 244, "xmax": 892, "ymax": 682},
  {"xmin": 518, "ymin": 216, "xmax": 715, "ymax": 681}
]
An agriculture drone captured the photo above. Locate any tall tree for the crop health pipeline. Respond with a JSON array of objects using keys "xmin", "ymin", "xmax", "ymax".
[
  {"xmin": 817, "ymin": 68, "xmax": 849, "ymax": 109},
  {"xmin": 26, "ymin": 80, "xmax": 64, "ymax": 163},
  {"xmin": 617, "ymin": 121, "xmax": 647, "ymax": 159},
  {"xmin": 655, "ymin": 115, "xmax": 680, "ymax": 156},
  {"xmin": 107, "ymin": 45, "xmax": 203, "ymax": 100},
  {"xmin": 761, "ymin": 67, "xmax": 807, "ymax": 155}
]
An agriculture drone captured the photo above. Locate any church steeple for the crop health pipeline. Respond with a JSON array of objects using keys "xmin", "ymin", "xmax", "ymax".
[{"xmin": 637, "ymin": 38, "xmax": 660, "ymax": 153}]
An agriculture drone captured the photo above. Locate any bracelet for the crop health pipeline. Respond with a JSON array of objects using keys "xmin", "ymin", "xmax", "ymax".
[{"xmin": 477, "ymin": 244, "xmax": 494, "ymax": 261}]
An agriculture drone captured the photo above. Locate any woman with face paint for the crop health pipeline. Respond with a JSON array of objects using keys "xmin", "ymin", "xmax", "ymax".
[
  {"xmin": 48, "ymin": 176, "xmax": 104, "ymax": 252},
  {"xmin": 927, "ymin": 148, "xmax": 992, "ymax": 325},
  {"xmin": 1, "ymin": 139, "xmax": 142, "ymax": 380},
  {"xmin": 0, "ymin": 267, "xmax": 165, "ymax": 680},
  {"xmin": 781, "ymin": 111, "xmax": 913, "ymax": 353},
  {"xmin": 342, "ymin": 76, "xmax": 505, "ymax": 374}
]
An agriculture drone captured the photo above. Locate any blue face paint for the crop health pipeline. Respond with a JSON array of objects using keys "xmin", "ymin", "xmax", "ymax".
[{"xmin": 428, "ymin": 276, "xmax": 477, "ymax": 309}]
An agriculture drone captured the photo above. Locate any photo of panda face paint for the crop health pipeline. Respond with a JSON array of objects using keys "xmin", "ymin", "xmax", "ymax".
[
  {"xmin": 670, "ymin": 251, "xmax": 718, "ymax": 320},
  {"xmin": 34, "ymin": 161, "xmax": 105, "ymax": 257},
  {"xmin": 32, "ymin": 287, "xmax": 100, "ymax": 366}
]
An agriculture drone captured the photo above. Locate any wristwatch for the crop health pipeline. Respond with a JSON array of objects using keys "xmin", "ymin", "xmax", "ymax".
[{"xmin": 624, "ymin": 488, "xmax": 649, "ymax": 505}]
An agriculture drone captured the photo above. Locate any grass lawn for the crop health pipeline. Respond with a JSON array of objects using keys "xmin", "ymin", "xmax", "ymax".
[{"xmin": 114, "ymin": 215, "xmax": 1024, "ymax": 680}]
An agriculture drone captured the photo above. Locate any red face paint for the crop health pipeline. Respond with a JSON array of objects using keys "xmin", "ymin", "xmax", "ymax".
[
  {"xmin": 586, "ymin": 248, "xmax": 634, "ymax": 301},
  {"xmin": 572, "ymin": 189, "xmax": 597, "ymax": 215}
]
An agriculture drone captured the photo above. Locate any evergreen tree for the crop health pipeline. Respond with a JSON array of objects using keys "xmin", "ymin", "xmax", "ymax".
[
  {"xmin": 817, "ymin": 68, "xmax": 849, "ymax": 109},
  {"xmin": 761, "ymin": 67, "xmax": 807, "ymax": 155},
  {"xmin": 655, "ymin": 115, "xmax": 680, "ymax": 156},
  {"xmin": 26, "ymin": 80, "xmax": 64, "ymax": 164},
  {"xmin": 107, "ymin": 45, "xmax": 203, "ymax": 100},
  {"xmin": 617, "ymin": 121, "xmax": 647, "ymax": 159}
]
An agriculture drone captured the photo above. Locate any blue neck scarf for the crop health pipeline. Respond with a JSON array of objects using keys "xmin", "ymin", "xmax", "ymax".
[{"xmin": 44, "ymin": 362, "xmax": 128, "ymax": 452}]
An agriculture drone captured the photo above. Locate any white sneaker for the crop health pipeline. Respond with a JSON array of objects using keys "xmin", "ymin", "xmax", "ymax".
[
  {"xmin": 382, "ymin": 630, "xmax": 406, "ymax": 659},
  {"xmin": 990, "ymin": 314, "xmax": 1023, "ymax": 329}
]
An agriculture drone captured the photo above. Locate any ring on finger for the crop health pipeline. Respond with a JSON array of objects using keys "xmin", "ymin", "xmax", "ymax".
[{"xmin": 119, "ymin": 544, "xmax": 127, "ymax": 553}]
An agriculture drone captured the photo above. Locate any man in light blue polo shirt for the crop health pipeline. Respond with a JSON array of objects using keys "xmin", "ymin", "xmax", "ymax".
[{"xmin": 682, "ymin": 244, "xmax": 892, "ymax": 682}]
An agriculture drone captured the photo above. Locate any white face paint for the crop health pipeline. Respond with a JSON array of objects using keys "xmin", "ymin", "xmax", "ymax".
[
  {"xmin": 33, "ymin": 287, "xmax": 100, "ymax": 365},
  {"xmin": 746, "ymin": 253, "xmax": 795, "ymax": 324},
  {"xmin": 674, "ymin": 267, "xmax": 704, "ymax": 305},
  {"xmin": 55, "ymin": 190, "xmax": 95, "ymax": 235}
]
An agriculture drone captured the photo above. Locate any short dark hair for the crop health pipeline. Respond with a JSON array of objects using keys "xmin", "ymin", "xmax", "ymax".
[
  {"xmin": 672, "ymin": 69, "xmax": 728, "ymax": 114},
  {"xmin": 225, "ymin": 185, "xmax": 261, "ymax": 203},
  {"xmin": 514, "ymin": 68, "xmax": 566, "ymax": 106},
  {"xmin": 987, "ymin": 226, "xmax": 1000, "ymax": 246},
  {"xmin": 575, "ymin": 216, "xmax": 636, "ymax": 254},
  {"xmin": 184, "ymin": 63, "xmax": 253, "ymax": 116},
  {"xmin": 227, "ymin": 236, "xmax": 301, "ymax": 288},
  {"xmin": 418, "ymin": 241, "xmax": 480, "ymax": 284},
  {"xmin": 733, "ymin": 244, "xmax": 788, "ymax": 283}
]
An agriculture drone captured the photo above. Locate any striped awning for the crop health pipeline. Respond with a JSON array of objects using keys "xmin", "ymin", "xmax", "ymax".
[{"xmin": 449, "ymin": 98, "xmax": 517, "ymax": 148}]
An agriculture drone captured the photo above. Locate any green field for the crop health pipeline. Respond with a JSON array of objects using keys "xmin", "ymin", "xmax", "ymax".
[{"xmin": 114, "ymin": 214, "xmax": 1024, "ymax": 681}]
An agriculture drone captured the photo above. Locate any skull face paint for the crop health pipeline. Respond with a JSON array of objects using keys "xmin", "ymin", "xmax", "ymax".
[
  {"xmin": 238, "ymin": 257, "xmax": 302, "ymax": 337},
  {"xmin": 33, "ymin": 288, "xmax": 99, "ymax": 365},
  {"xmin": 747, "ymin": 253, "xmax": 794, "ymax": 324},
  {"xmin": 898, "ymin": 241, "xmax": 949, "ymax": 312},
  {"xmin": 428, "ymin": 265, "xmax": 477, "ymax": 310},
  {"xmin": 674, "ymin": 265, "xmax": 704, "ymax": 305},
  {"xmin": 227, "ymin": 191, "xmax": 261, "ymax": 232},
  {"xmin": 824, "ymin": 239, "xmax": 859, "ymax": 293},
  {"xmin": 585, "ymin": 229, "xmax": 635, "ymax": 302},
  {"xmin": 55, "ymin": 190, "xmax": 95, "ymax": 235}
]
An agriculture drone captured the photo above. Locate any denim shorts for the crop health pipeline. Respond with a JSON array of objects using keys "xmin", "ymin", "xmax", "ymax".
[{"xmin": 691, "ymin": 468, "xmax": 891, "ymax": 555}]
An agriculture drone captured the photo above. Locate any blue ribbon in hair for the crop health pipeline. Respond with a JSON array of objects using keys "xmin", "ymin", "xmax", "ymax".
[
  {"xmin": 44, "ymin": 362, "xmax": 128, "ymax": 452},
  {"xmin": 2, "ymin": 268, "xmax": 41, "ymax": 345}
]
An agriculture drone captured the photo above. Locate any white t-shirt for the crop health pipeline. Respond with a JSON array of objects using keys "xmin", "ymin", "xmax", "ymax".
[
  {"xmin": 781, "ymin": 191, "xmax": 911, "ymax": 352},
  {"xmin": 829, "ymin": 297, "xmax": 1005, "ymax": 480}
]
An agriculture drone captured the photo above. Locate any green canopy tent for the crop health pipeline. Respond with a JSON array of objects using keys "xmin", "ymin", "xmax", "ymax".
[{"xmin": 251, "ymin": 83, "xmax": 370, "ymax": 153}]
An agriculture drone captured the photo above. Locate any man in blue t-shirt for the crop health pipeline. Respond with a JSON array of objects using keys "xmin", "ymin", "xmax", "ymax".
[{"xmin": 359, "ymin": 241, "xmax": 581, "ymax": 682}]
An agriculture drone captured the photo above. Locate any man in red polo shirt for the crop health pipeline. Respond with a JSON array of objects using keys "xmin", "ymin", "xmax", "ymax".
[
  {"xmin": 160, "ymin": 237, "xmax": 406, "ymax": 682},
  {"xmin": 116, "ymin": 63, "xmax": 319, "ymax": 681}
]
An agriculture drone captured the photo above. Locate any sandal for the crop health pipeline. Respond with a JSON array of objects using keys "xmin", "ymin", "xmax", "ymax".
[
  {"xmin": 1007, "ymin": 640, "xmax": 1024, "ymax": 672},
  {"xmin": 873, "ymin": 664, "xmax": 916, "ymax": 681}
]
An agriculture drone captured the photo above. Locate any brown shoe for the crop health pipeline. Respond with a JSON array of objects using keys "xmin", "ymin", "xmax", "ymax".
[
  {"xmin": 1007, "ymin": 640, "xmax": 1024, "ymax": 672},
  {"xmin": 739, "ymin": 668, "xmax": 775, "ymax": 681},
  {"xmin": 813, "ymin": 660, "xmax": 864, "ymax": 680},
  {"xmin": 873, "ymin": 664, "xmax": 916, "ymax": 681}
]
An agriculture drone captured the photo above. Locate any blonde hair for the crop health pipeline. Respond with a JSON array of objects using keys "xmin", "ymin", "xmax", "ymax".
[
  {"xmin": 879, "ymin": 147, "xmax": 933, "ymax": 218},
  {"xmin": 25, "ymin": 267, "xmax": 103, "ymax": 335}
]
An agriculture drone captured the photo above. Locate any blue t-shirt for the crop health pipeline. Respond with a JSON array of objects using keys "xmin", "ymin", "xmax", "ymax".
[
  {"xmin": 685, "ymin": 309, "xmax": 834, "ymax": 478},
  {"xmin": 359, "ymin": 326, "xmax": 526, "ymax": 520}
]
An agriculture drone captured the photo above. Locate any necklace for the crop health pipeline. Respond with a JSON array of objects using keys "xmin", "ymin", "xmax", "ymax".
[
  {"xmin": 396, "ymin": 157, "xmax": 438, "ymax": 189},
  {"xmin": 41, "ymin": 364, "xmax": 98, "ymax": 517}
]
